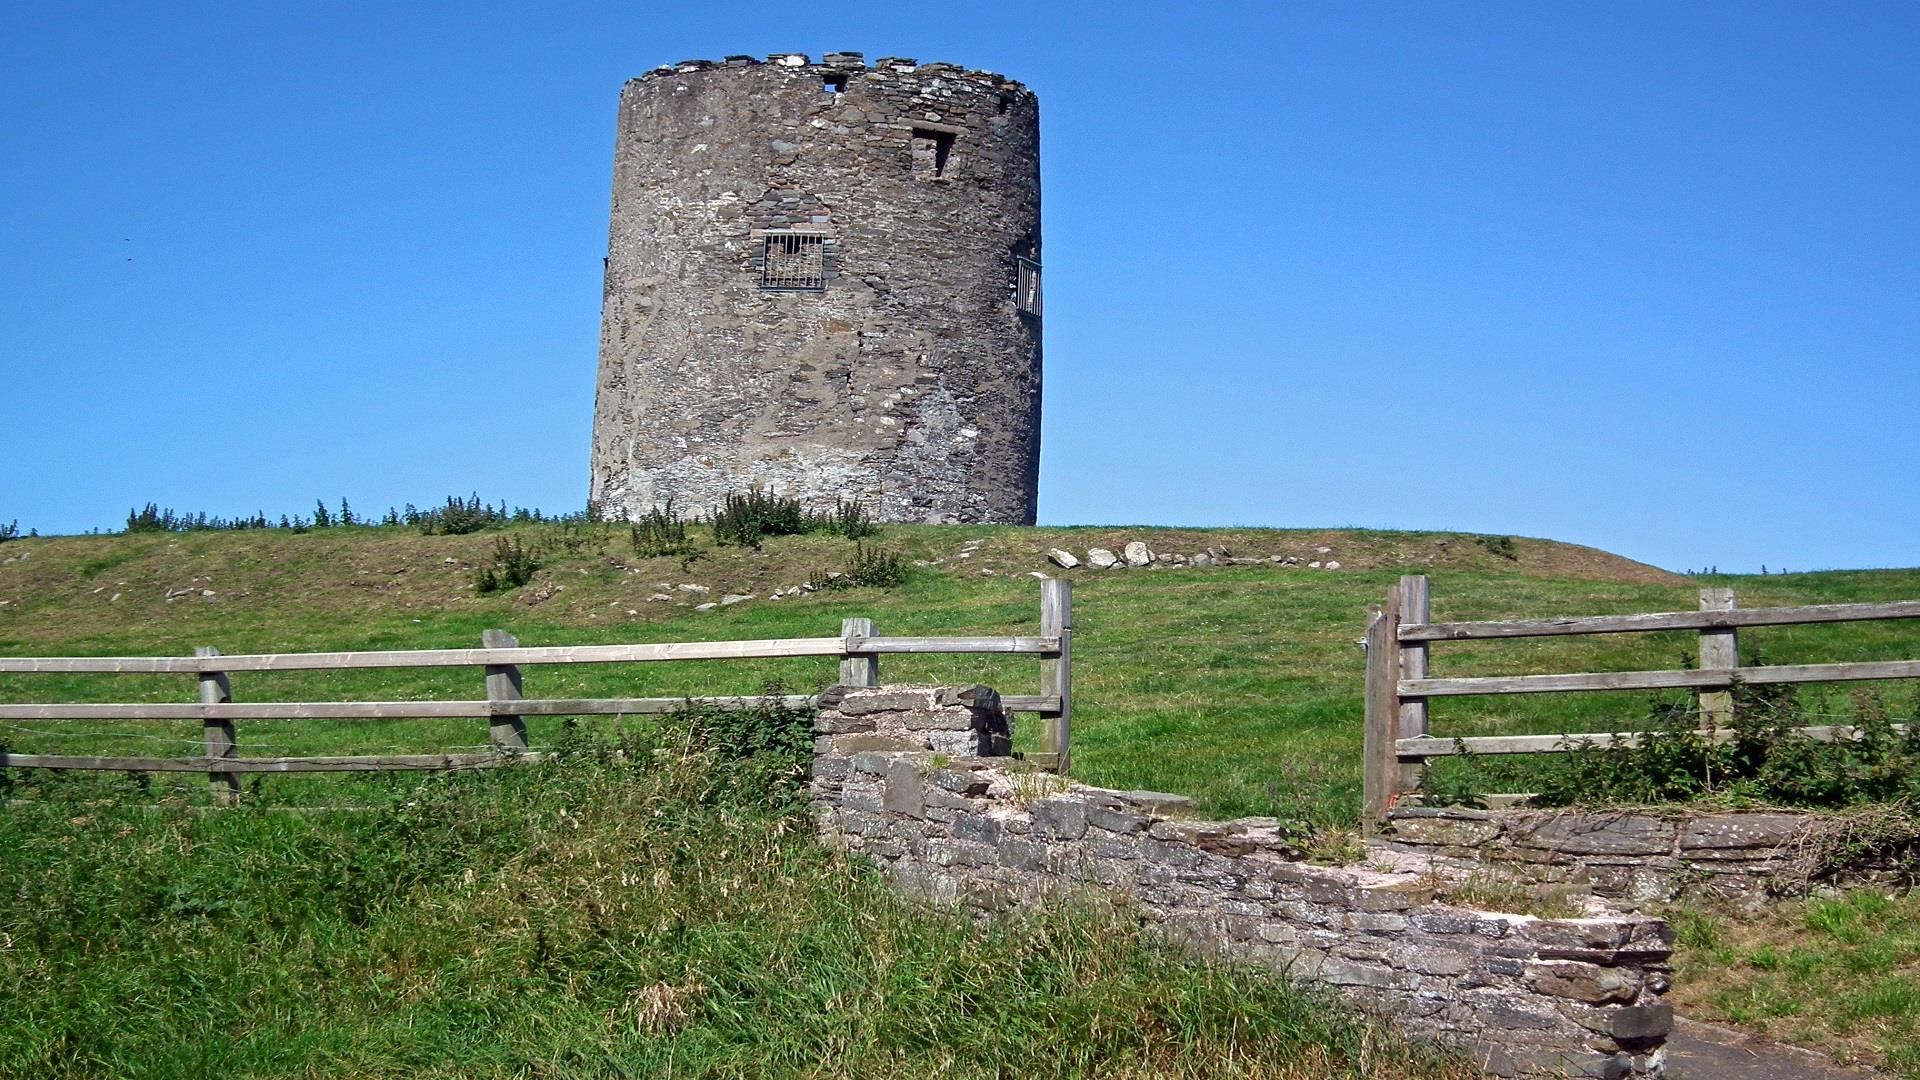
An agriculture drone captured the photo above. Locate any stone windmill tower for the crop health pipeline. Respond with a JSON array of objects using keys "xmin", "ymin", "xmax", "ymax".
[{"xmin": 588, "ymin": 51, "xmax": 1043, "ymax": 524}]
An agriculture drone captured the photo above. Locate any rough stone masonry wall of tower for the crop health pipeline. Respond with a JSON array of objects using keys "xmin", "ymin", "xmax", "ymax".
[{"xmin": 590, "ymin": 52, "xmax": 1043, "ymax": 524}]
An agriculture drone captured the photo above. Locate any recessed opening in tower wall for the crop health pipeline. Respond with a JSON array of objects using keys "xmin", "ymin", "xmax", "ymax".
[
  {"xmin": 760, "ymin": 232, "xmax": 826, "ymax": 291},
  {"xmin": 823, "ymin": 72, "xmax": 848, "ymax": 94},
  {"xmin": 911, "ymin": 128, "xmax": 955, "ymax": 178}
]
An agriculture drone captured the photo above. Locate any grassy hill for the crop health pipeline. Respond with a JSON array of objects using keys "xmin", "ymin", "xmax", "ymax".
[
  {"xmin": 4, "ymin": 521, "xmax": 1918, "ymax": 1076},
  {"xmin": 2, "ymin": 521, "xmax": 1916, "ymax": 820}
]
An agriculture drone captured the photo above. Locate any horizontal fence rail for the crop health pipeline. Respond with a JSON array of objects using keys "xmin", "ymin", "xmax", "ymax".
[
  {"xmin": 0, "ymin": 636, "xmax": 1061, "ymax": 675},
  {"xmin": 1363, "ymin": 575, "xmax": 1920, "ymax": 822},
  {"xmin": 0, "ymin": 580, "xmax": 1074, "ymax": 797},
  {"xmin": 1400, "ymin": 600, "xmax": 1920, "ymax": 642}
]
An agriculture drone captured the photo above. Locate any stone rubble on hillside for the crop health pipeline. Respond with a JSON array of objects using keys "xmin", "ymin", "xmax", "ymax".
[{"xmin": 1034, "ymin": 541, "xmax": 1344, "ymax": 577}]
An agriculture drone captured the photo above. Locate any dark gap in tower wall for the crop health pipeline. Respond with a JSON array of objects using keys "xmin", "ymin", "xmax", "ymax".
[{"xmin": 911, "ymin": 129, "xmax": 956, "ymax": 179}]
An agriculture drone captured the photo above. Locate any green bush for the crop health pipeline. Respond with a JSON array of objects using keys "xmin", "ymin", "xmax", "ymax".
[
  {"xmin": 630, "ymin": 499, "xmax": 696, "ymax": 558},
  {"xmin": 1475, "ymin": 535, "xmax": 1519, "ymax": 560},
  {"xmin": 816, "ymin": 542, "xmax": 910, "ymax": 590},
  {"xmin": 471, "ymin": 536, "xmax": 539, "ymax": 593},
  {"xmin": 1426, "ymin": 680, "xmax": 1920, "ymax": 811},
  {"xmin": 807, "ymin": 498, "xmax": 879, "ymax": 540},
  {"xmin": 711, "ymin": 488, "xmax": 807, "ymax": 547},
  {"xmin": 418, "ymin": 493, "xmax": 505, "ymax": 535}
]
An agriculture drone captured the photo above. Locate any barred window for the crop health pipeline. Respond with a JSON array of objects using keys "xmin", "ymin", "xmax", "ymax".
[
  {"xmin": 761, "ymin": 232, "xmax": 825, "ymax": 291},
  {"xmin": 1016, "ymin": 256, "xmax": 1041, "ymax": 318}
]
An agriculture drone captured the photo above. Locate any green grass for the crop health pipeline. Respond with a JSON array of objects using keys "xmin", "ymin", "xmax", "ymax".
[
  {"xmin": 1671, "ymin": 889, "xmax": 1920, "ymax": 1076},
  {"xmin": 0, "ymin": 729, "xmax": 1475, "ymax": 1079},
  {"xmin": 2, "ymin": 523, "xmax": 1915, "ymax": 820},
  {"xmin": 2, "ymin": 524, "xmax": 1918, "ymax": 814},
  {"xmin": 2, "ymin": 522, "xmax": 1918, "ymax": 1072}
]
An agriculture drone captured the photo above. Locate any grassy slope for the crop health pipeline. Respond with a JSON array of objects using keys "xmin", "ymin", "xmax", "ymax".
[
  {"xmin": 2, "ymin": 522, "xmax": 1915, "ymax": 819},
  {"xmin": 4, "ymin": 523, "xmax": 1918, "ymax": 1074},
  {"xmin": 0, "ymin": 740, "xmax": 1476, "ymax": 1079}
]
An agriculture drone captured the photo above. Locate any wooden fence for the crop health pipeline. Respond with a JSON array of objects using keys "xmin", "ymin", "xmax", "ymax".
[
  {"xmin": 1363, "ymin": 574, "xmax": 1920, "ymax": 821},
  {"xmin": 0, "ymin": 580, "xmax": 1073, "ymax": 802}
]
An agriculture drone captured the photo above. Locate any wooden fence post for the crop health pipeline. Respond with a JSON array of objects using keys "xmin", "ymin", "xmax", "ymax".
[
  {"xmin": 196, "ymin": 646, "xmax": 238, "ymax": 804},
  {"xmin": 840, "ymin": 617, "xmax": 878, "ymax": 687},
  {"xmin": 1698, "ymin": 588, "xmax": 1738, "ymax": 729},
  {"xmin": 482, "ymin": 629, "xmax": 528, "ymax": 753},
  {"xmin": 1039, "ymin": 578, "xmax": 1073, "ymax": 775},
  {"xmin": 1396, "ymin": 575, "xmax": 1431, "ymax": 798},
  {"xmin": 1362, "ymin": 583, "xmax": 1404, "ymax": 826}
]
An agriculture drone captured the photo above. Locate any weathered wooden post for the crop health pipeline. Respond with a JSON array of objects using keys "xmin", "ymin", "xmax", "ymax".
[
  {"xmin": 1697, "ymin": 588, "xmax": 1738, "ymax": 729},
  {"xmin": 1362, "ymin": 583, "xmax": 1404, "ymax": 826},
  {"xmin": 1396, "ymin": 575, "xmax": 1431, "ymax": 799},
  {"xmin": 196, "ymin": 646, "xmax": 238, "ymax": 804},
  {"xmin": 840, "ymin": 617, "xmax": 878, "ymax": 687},
  {"xmin": 1039, "ymin": 578, "xmax": 1073, "ymax": 774},
  {"xmin": 482, "ymin": 628, "xmax": 528, "ymax": 753}
]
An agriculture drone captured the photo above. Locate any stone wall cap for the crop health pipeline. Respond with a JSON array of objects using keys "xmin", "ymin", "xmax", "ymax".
[{"xmin": 1390, "ymin": 806, "xmax": 1494, "ymax": 821}]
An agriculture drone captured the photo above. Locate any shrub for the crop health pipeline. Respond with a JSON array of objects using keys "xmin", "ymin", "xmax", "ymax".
[
  {"xmin": 0, "ymin": 520, "xmax": 19, "ymax": 543},
  {"xmin": 472, "ymin": 536, "xmax": 539, "ymax": 593},
  {"xmin": 630, "ymin": 499, "xmax": 696, "ymax": 558},
  {"xmin": 1475, "ymin": 535, "xmax": 1519, "ymax": 561},
  {"xmin": 816, "ymin": 542, "xmax": 909, "ymax": 590},
  {"xmin": 1429, "ymin": 677, "xmax": 1920, "ymax": 811},
  {"xmin": 534, "ymin": 521, "xmax": 610, "ymax": 558},
  {"xmin": 807, "ymin": 498, "xmax": 879, "ymax": 539},
  {"xmin": 711, "ymin": 488, "xmax": 806, "ymax": 547},
  {"xmin": 847, "ymin": 542, "xmax": 909, "ymax": 587},
  {"xmin": 418, "ymin": 493, "xmax": 504, "ymax": 536}
]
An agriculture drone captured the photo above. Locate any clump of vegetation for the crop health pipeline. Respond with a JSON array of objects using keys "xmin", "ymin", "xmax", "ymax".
[
  {"xmin": 125, "ymin": 503, "xmax": 274, "ymax": 533},
  {"xmin": 629, "ymin": 499, "xmax": 696, "ymax": 558},
  {"xmin": 115, "ymin": 493, "xmax": 579, "ymax": 536},
  {"xmin": 0, "ymin": 520, "xmax": 21, "ymax": 543},
  {"xmin": 709, "ymin": 490, "xmax": 884, "ymax": 547},
  {"xmin": 1475, "ymin": 535, "xmax": 1519, "ymax": 561},
  {"xmin": 1434, "ymin": 870, "xmax": 1589, "ymax": 919},
  {"xmin": 816, "ymin": 542, "xmax": 910, "ymax": 590},
  {"xmin": 1424, "ymin": 679, "xmax": 1920, "ymax": 812},
  {"xmin": 1263, "ymin": 760, "xmax": 1369, "ymax": 863},
  {"xmin": 807, "ymin": 497, "xmax": 879, "ymax": 539},
  {"xmin": 417, "ymin": 493, "xmax": 511, "ymax": 535},
  {"xmin": 710, "ymin": 488, "xmax": 807, "ymax": 547},
  {"xmin": 532, "ymin": 520, "xmax": 611, "ymax": 558},
  {"xmin": 471, "ymin": 536, "xmax": 539, "ymax": 593}
]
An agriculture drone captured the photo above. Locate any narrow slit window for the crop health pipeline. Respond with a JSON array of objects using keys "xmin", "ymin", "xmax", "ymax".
[
  {"xmin": 911, "ymin": 128, "xmax": 956, "ymax": 178},
  {"xmin": 1016, "ymin": 257, "xmax": 1041, "ymax": 318},
  {"xmin": 760, "ymin": 232, "xmax": 825, "ymax": 291}
]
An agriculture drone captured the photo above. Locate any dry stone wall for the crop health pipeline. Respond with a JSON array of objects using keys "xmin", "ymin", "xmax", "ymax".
[
  {"xmin": 811, "ymin": 685, "xmax": 1676, "ymax": 1078},
  {"xmin": 590, "ymin": 52, "xmax": 1042, "ymax": 525},
  {"xmin": 1381, "ymin": 806, "xmax": 1855, "ymax": 912}
]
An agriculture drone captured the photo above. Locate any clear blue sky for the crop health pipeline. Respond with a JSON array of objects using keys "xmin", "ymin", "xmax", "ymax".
[{"xmin": 3, "ymin": 1, "xmax": 1915, "ymax": 573}]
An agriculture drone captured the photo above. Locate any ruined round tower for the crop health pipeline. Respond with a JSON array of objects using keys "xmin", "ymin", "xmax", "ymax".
[{"xmin": 589, "ymin": 52, "xmax": 1042, "ymax": 524}]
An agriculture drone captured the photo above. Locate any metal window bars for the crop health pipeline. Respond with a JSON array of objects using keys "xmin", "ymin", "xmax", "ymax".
[
  {"xmin": 1016, "ymin": 256, "xmax": 1042, "ymax": 318},
  {"xmin": 761, "ymin": 232, "xmax": 826, "ymax": 291}
]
